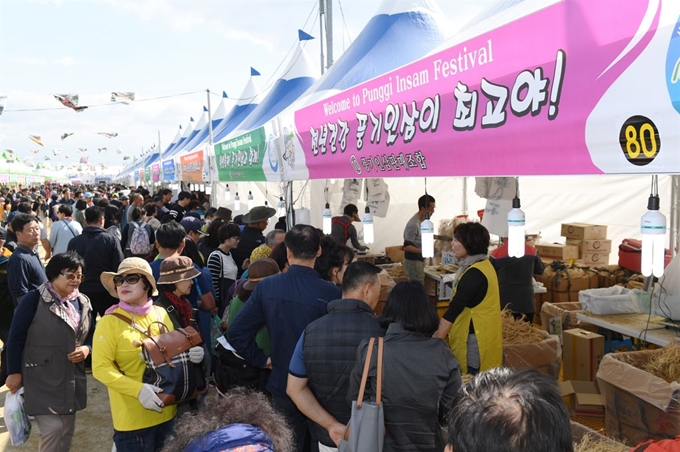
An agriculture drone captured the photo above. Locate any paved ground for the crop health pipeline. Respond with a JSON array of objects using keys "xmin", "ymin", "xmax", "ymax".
[{"xmin": 0, "ymin": 372, "xmax": 115, "ymax": 450}]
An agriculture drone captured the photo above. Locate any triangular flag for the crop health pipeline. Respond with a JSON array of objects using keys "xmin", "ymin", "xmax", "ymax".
[
  {"xmin": 0, "ymin": 95, "xmax": 7, "ymax": 116},
  {"xmin": 30, "ymin": 149, "xmax": 40, "ymax": 154},
  {"xmin": 78, "ymin": 148, "xmax": 88, "ymax": 153},
  {"xmin": 28, "ymin": 135, "xmax": 44, "ymax": 146},
  {"xmin": 298, "ymin": 30, "xmax": 314, "ymax": 41},
  {"xmin": 251, "ymin": 67, "xmax": 261, "ymax": 76},
  {"xmin": 61, "ymin": 132, "xmax": 74, "ymax": 140},
  {"xmin": 98, "ymin": 147, "xmax": 107, "ymax": 153},
  {"xmin": 98, "ymin": 132, "xmax": 118, "ymax": 138},
  {"xmin": 54, "ymin": 94, "xmax": 79, "ymax": 109}
]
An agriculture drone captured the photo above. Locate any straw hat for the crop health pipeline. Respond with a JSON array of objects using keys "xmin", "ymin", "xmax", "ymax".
[
  {"xmin": 101, "ymin": 257, "xmax": 158, "ymax": 299},
  {"xmin": 243, "ymin": 258, "xmax": 280, "ymax": 290},
  {"xmin": 157, "ymin": 256, "xmax": 201, "ymax": 285}
]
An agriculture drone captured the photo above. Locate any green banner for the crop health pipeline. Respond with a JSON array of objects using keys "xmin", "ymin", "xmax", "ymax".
[
  {"xmin": 215, "ymin": 126, "xmax": 267, "ymax": 181},
  {"xmin": 144, "ymin": 166, "xmax": 151, "ymax": 182}
]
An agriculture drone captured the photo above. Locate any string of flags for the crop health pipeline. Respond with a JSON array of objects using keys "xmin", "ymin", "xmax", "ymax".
[
  {"xmin": 98, "ymin": 147, "xmax": 107, "ymax": 153},
  {"xmin": 98, "ymin": 132, "xmax": 118, "ymax": 138},
  {"xmin": 61, "ymin": 132, "xmax": 74, "ymax": 140}
]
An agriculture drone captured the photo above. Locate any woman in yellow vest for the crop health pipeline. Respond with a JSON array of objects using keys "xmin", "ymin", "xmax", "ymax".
[{"xmin": 434, "ymin": 223, "xmax": 502, "ymax": 374}]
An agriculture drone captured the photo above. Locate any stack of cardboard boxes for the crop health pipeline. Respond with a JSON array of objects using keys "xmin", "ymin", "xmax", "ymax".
[{"xmin": 562, "ymin": 222, "xmax": 611, "ymax": 266}]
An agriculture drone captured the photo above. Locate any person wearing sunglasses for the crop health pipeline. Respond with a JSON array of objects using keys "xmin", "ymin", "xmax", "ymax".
[
  {"xmin": 93, "ymin": 258, "xmax": 178, "ymax": 452},
  {"xmin": 5, "ymin": 251, "xmax": 92, "ymax": 452}
]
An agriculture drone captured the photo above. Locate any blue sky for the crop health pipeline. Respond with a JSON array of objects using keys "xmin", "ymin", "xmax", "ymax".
[{"xmin": 0, "ymin": 0, "xmax": 495, "ymax": 173}]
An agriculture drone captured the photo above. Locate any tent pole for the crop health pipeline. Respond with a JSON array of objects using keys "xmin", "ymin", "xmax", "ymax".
[
  {"xmin": 319, "ymin": 0, "xmax": 325, "ymax": 75},
  {"xmin": 286, "ymin": 181, "xmax": 295, "ymax": 228},
  {"xmin": 326, "ymin": 0, "xmax": 333, "ymax": 68},
  {"xmin": 671, "ymin": 174, "xmax": 679, "ymax": 257},
  {"xmin": 206, "ymin": 89, "xmax": 215, "ymax": 200}
]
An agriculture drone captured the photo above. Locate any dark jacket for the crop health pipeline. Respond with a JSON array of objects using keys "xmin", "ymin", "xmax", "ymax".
[
  {"xmin": 301, "ymin": 299, "xmax": 384, "ymax": 447},
  {"xmin": 491, "ymin": 243, "xmax": 544, "ymax": 315},
  {"xmin": 68, "ymin": 226, "xmax": 124, "ymax": 293},
  {"xmin": 228, "ymin": 265, "xmax": 341, "ymax": 399},
  {"xmin": 231, "ymin": 226, "xmax": 265, "ymax": 277},
  {"xmin": 348, "ymin": 323, "xmax": 462, "ymax": 452},
  {"xmin": 7, "ymin": 286, "xmax": 92, "ymax": 415}
]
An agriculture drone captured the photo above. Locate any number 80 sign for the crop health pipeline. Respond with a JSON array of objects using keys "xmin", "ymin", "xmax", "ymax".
[{"xmin": 619, "ymin": 115, "xmax": 661, "ymax": 166}]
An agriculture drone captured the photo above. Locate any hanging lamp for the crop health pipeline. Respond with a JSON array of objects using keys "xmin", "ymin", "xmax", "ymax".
[{"xmin": 641, "ymin": 175, "xmax": 667, "ymax": 277}]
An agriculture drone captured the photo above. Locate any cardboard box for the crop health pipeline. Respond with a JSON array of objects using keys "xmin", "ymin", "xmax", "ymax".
[
  {"xmin": 563, "ymin": 328, "xmax": 604, "ymax": 382},
  {"xmin": 541, "ymin": 269, "xmax": 595, "ymax": 303},
  {"xmin": 561, "ymin": 223, "xmax": 608, "ymax": 240},
  {"xmin": 503, "ymin": 329, "xmax": 562, "ymax": 378},
  {"xmin": 384, "ymin": 245, "xmax": 404, "ymax": 264},
  {"xmin": 560, "ymin": 380, "xmax": 606, "ymax": 416},
  {"xmin": 566, "ymin": 238, "xmax": 613, "ymax": 254},
  {"xmin": 597, "ymin": 350, "xmax": 680, "ymax": 446},
  {"xmin": 536, "ymin": 243, "xmax": 580, "ymax": 260},
  {"xmin": 580, "ymin": 252, "xmax": 610, "ymax": 266}
]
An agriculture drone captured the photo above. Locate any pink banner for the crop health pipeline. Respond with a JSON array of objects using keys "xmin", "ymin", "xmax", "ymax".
[
  {"xmin": 151, "ymin": 163, "xmax": 160, "ymax": 182},
  {"xmin": 294, "ymin": 0, "xmax": 676, "ymax": 178}
]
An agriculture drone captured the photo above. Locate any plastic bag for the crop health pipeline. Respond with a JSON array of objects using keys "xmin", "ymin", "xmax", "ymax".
[
  {"xmin": 578, "ymin": 286, "xmax": 645, "ymax": 315},
  {"xmin": 210, "ymin": 315, "xmax": 223, "ymax": 357},
  {"xmin": 4, "ymin": 388, "xmax": 32, "ymax": 446}
]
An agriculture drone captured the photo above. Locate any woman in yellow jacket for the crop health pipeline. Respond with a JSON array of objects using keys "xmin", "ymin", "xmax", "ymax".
[
  {"xmin": 434, "ymin": 223, "xmax": 502, "ymax": 374},
  {"xmin": 93, "ymin": 257, "xmax": 203, "ymax": 452}
]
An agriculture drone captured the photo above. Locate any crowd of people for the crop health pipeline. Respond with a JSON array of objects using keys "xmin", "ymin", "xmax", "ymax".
[{"xmin": 0, "ymin": 183, "xmax": 652, "ymax": 452}]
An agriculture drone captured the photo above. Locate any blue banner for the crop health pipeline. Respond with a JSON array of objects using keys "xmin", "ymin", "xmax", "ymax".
[{"xmin": 162, "ymin": 159, "xmax": 175, "ymax": 181}]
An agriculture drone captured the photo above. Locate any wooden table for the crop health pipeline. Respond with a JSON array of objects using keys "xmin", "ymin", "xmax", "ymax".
[
  {"xmin": 576, "ymin": 312, "xmax": 680, "ymax": 347},
  {"xmin": 354, "ymin": 252, "xmax": 384, "ymax": 265}
]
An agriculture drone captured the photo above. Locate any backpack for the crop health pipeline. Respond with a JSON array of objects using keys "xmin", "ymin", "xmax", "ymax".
[
  {"xmin": 332, "ymin": 216, "xmax": 352, "ymax": 244},
  {"xmin": 129, "ymin": 222, "xmax": 151, "ymax": 255}
]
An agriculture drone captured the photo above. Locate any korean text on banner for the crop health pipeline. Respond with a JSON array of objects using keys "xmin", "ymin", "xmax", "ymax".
[
  {"xmin": 180, "ymin": 150, "xmax": 204, "ymax": 182},
  {"xmin": 214, "ymin": 127, "xmax": 267, "ymax": 181}
]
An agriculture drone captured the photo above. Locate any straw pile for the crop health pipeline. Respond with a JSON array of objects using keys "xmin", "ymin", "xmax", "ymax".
[
  {"xmin": 501, "ymin": 308, "xmax": 545, "ymax": 345},
  {"xmin": 574, "ymin": 433, "xmax": 628, "ymax": 452},
  {"xmin": 640, "ymin": 344, "xmax": 680, "ymax": 383}
]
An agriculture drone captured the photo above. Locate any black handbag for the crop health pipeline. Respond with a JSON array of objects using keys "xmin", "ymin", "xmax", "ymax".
[
  {"xmin": 214, "ymin": 342, "xmax": 269, "ymax": 393},
  {"xmin": 110, "ymin": 311, "xmax": 203, "ymax": 405}
]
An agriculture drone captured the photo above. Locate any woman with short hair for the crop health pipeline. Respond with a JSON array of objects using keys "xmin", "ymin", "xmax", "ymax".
[
  {"xmin": 434, "ymin": 222, "xmax": 502, "ymax": 375},
  {"xmin": 5, "ymin": 251, "xmax": 92, "ymax": 452},
  {"xmin": 348, "ymin": 281, "xmax": 462, "ymax": 452}
]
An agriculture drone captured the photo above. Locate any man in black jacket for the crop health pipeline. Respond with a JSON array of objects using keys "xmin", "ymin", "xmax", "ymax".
[
  {"xmin": 67, "ymin": 206, "xmax": 124, "ymax": 317},
  {"xmin": 231, "ymin": 205, "xmax": 276, "ymax": 277},
  {"xmin": 287, "ymin": 261, "xmax": 385, "ymax": 451}
]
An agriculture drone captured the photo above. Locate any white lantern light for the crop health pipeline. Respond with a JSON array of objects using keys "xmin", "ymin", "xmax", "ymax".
[
  {"xmin": 225, "ymin": 184, "xmax": 231, "ymax": 201},
  {"xmin": 421, "ymin": 214, "xmax": 434, "ymax": 258},
  {"xmin": 507, "ymin": 197, "xmax": 526, "ymax": 258},
  {"xmin": 234, "ymin": 192, "xmax": 240, "ymax": 211},
  {"xmin": 641, "ymin": 194, "xmax": 667, "ymax": 277},
  {"xmin": 205, "ymin": 185, "xmax": 212, "ymax": 196},
  {"xmin": 322, "ymin": 203, "xmax": 332, "ymax": 235},
  {"xmin": 330, "ymin": 179, "xmax": 336, "ymax": 184},
  {"xmin": 247, "ymin": 191, "xmax": 255, "ymax": 211},
  {"xmin": 277, "ymin": 197, "xmax": 286, "ymax": 217},
  {"xmin": 199, "ymin": 184, "xmax": 205, "ymax": 192},
  {"xmin": 362, "ymin": 206, "xmax": 374, "ymax": 244}
]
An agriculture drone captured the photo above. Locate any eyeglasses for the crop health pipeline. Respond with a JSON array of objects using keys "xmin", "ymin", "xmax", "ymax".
[
  {"xmin": 61, "ymin": 272, "xmax": 83, "ymax": 281},
  {"xmin": 113, "ymin": 274, "xmax": 143, "ymax": 287}
]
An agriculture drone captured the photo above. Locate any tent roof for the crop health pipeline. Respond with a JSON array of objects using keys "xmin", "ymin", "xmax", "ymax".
[
  {"xmin": 231, "ymin": 39, "xmax": 318, "ymax": 136},
  {"xmin": 211, "ymin": 75, "xmax": 263, "ymax": 144},
  {"xmin": 299, "ymin": 0, "xmax": 447, "ymax": 104}
]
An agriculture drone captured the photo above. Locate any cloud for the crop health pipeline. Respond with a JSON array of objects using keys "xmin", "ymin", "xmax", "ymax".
[
  {"xmin": 106, "ymin": 0, "xmax": 275, "ymax": 52},
  {"xmin": 10, "ymin": 56, "xmax": 75, "ymax": 67}
]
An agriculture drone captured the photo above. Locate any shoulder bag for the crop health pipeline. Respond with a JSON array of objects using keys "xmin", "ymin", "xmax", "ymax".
[
  {"xmin": 339, "ymin": 336, "xmax": 385, "ymax": 452},
  {"xmin": 109, "ymin": 309, "xmax": 203, "ymax": 405}
]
